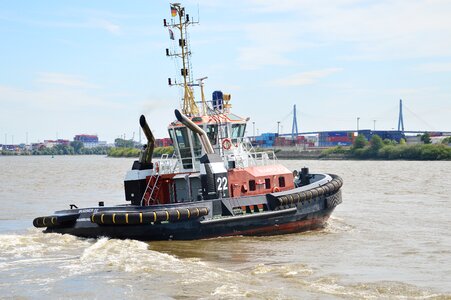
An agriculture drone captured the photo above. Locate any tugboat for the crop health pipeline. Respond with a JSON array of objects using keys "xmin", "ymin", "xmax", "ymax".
[{"xmin": 33, "ymin": 3, "xmax": 343, "ymax": 241}]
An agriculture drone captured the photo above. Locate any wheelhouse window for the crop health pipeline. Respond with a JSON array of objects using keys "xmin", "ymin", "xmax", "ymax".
[
  {"xmin": 192, "ymin": 132, "xmax": 202, "ymax": 160},
  {"xmin": 174, "ymin": 127, "xmax": 189, "ymax": 147},
  {"xmin": 220, "ymin": 124, "xmax": 229, "ymax": 138},
  {"xmin": 265, "ymin": 178, "xmax": 271, "ymax": 189},
  {"xmin": 174, "ymin": 127, "xmax": 193, "ymax": 169},
  {"xmin": 278, "ymin": 176, "xmax": 286, "ymax": 187},
  {"xmin": 168, "ymin": 129, "xmax": 176, "ymax": 145},
  {"xmin": 249, "ymin": 180, "xmax": 256, "ymax": 191},
  {"xmin": 206, "ymin": 124, "xmax": 218, "ymax": 145},
  {"xmin": 231, "ymin": 124, "xmax": 246, "ymax": 142}
]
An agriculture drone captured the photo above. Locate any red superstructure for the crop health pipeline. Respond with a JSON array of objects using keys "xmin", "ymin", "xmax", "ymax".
[{"xmin": 228, "ymin": 165, "xmax": 294, "ymax": 197}]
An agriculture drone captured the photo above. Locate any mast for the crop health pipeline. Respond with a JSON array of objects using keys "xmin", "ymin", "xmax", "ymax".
[
  {"xmin": 164, "ymin": 3, "xmax": 199, "ymax": 116},
  {"xmin": 197, "ymin": 76, "xmax": 208, "ymax": 116}
]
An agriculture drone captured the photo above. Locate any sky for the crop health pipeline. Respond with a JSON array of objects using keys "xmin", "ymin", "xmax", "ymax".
[{"xmin": 1, "ymin": 0, "xmax": 450, "ymax": 144}]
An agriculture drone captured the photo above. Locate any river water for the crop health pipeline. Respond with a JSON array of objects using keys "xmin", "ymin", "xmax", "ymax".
[{"xmin": 0, "ymin": 156, "xmax": 450, "ymax": 299}]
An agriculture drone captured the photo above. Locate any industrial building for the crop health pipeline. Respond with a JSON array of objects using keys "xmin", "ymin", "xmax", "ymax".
[
  {"xmin": 43, "ymin": 139, "xmax": 70, "ymax": 148},
  {"xmin": 155, "ymin": 138, "xmax": 173, "ymax": 148},
  {"xmin": 74, "ymin": 134, "xmax": 106, "ymax": 148}
]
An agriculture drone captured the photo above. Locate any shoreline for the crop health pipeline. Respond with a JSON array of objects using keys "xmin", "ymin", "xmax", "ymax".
[
  {"xmin": 273, "ymin": 145, "xmax": 451, "ymax": 161},
  {"xmin": 2, "ymin": 144, "xmax": 450, "ymax": 161}
]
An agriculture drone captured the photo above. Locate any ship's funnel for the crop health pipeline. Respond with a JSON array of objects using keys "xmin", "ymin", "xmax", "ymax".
[
  {"xmin": 174, "ymin": 109, "xmax": 214, "ymax": 154},
  {"xmin": 139, "ymin": 115, "xmax": 155, "ymax": 164}
]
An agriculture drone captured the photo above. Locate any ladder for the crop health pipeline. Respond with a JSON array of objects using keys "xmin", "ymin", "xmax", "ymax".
[{"xmin": 140, "ymin": 163, "xmax": 161, "ymax": 206}]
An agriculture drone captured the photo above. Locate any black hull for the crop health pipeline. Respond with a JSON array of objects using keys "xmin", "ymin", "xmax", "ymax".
[
  {"xmin": 45, "ymin": 208, "xmax": 336, "ymax": 241},
  {"xmin": 38, "ymin": 174, "xmax": 343, "ymax": 241}
]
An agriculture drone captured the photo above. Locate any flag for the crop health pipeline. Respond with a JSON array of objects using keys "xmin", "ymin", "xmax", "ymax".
[
  {"xmin": 171, "ymin": 5, "xmax": 177, "ymax": 17},
  {"xmin": 168, "ymin": 28, "xmax": 174, "ymax": 40}
]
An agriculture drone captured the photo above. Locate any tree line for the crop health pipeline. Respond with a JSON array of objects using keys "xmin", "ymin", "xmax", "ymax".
[
  {"xmin": 322, "ymin": 134, "xmax": 451, "ymax": 160},
  {"xmin": 108, "ymin": 146, "xmax": 174, "ymax": 158},
  {"xmin": 1, "ymin": 141, "xmax": 108, "ymax": 156}
]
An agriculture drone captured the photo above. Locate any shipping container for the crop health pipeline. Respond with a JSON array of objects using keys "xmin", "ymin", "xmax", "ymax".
[
  {"xmin": 74, "ymin": 134, "xmax": 99, "ymax": 143},
  {"xmin": 327, "ymin": 136, "xmax": 352, "ymax": 143},
  {"xmin": 320, "ymin": 131, "xmax": 349, "ymax": 138}
]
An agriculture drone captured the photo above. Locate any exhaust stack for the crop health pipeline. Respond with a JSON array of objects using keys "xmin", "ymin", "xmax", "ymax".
[
  {"xmin": 139, "ymin": 115, "xmax": 155, "ymax": 164},
  {"xmin": 174, "ymin": 109, "xmax": 214, "ymax": 154}
]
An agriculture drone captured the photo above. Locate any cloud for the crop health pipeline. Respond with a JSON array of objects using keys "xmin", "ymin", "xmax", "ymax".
[
  {"xmin": 169, "ymin": 1, "xmax": 451, "ymax": 68},
  {"xmin": 184, "ymin": 0, "xmax": 230, "ymax": 8},
  {"xmin": 0, "ymin": 84, "xmax": 123, "ymax": 112},
  {"xmin": 36, "ymin": 72, "xmax": 100, "ymax": 89},
  {"xmin": 238, "ymin": 46, "xmax": 293, "ymax": 69},
  {"xmin": 88, "ymin": 18, "xmax": 121, "ymax": 35},
  {"xmin": 237, "ymin": 22, "xmax": 310, "ymax": 69},
  {"xmin": 43, "ymin": 18, "xmax": 122, "ymax": 35},
  {"xmin": 271, "ymin": 68, "xmax": 343, "ymax": 86},
  {"xmin": 0, "ymin": 83, "xmax": 137, "ymax": 143},
  {"xmin": 415, "ymin": 63, "xmax": 451, "ymax": 73},
  {"xmin": 244, "ymin": 0, "xmax": 451, "ymax": 60},
  {"xmin": 0, "ymin": 13, "xmax": 121, "ymax": 35}
]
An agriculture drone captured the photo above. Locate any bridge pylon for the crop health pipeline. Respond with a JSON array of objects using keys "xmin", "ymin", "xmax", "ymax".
[
  {"xmin": 292, "ymin": 104, "xmax": 299, "ymax": 139},
  {"xmin": 398, "ymin": 99, "xmax": 405, "ymax": 132}
]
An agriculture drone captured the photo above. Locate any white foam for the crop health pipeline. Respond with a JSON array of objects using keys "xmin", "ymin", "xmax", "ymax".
[{"xmin": 0, "ymin": 229, "xmax": 90, "ymax": 261}]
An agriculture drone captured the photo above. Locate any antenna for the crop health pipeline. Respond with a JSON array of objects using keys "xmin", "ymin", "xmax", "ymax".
[
  {"xmin": 164, "ymin": 3, "xmax": 200, "ymax": 116},
  {"xmin": 196, "ymin": 76, "xmax": 208, "ymax": 116}
]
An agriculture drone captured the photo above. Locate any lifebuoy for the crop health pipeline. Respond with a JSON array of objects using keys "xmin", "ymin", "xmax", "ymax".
[
  {"xmin": 272, "ymin": 187, "xmax": 280, "ymax": 193},
  {"xmin": 222, "ymin": 138, "xmax": 232, "ymax": 150}
]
